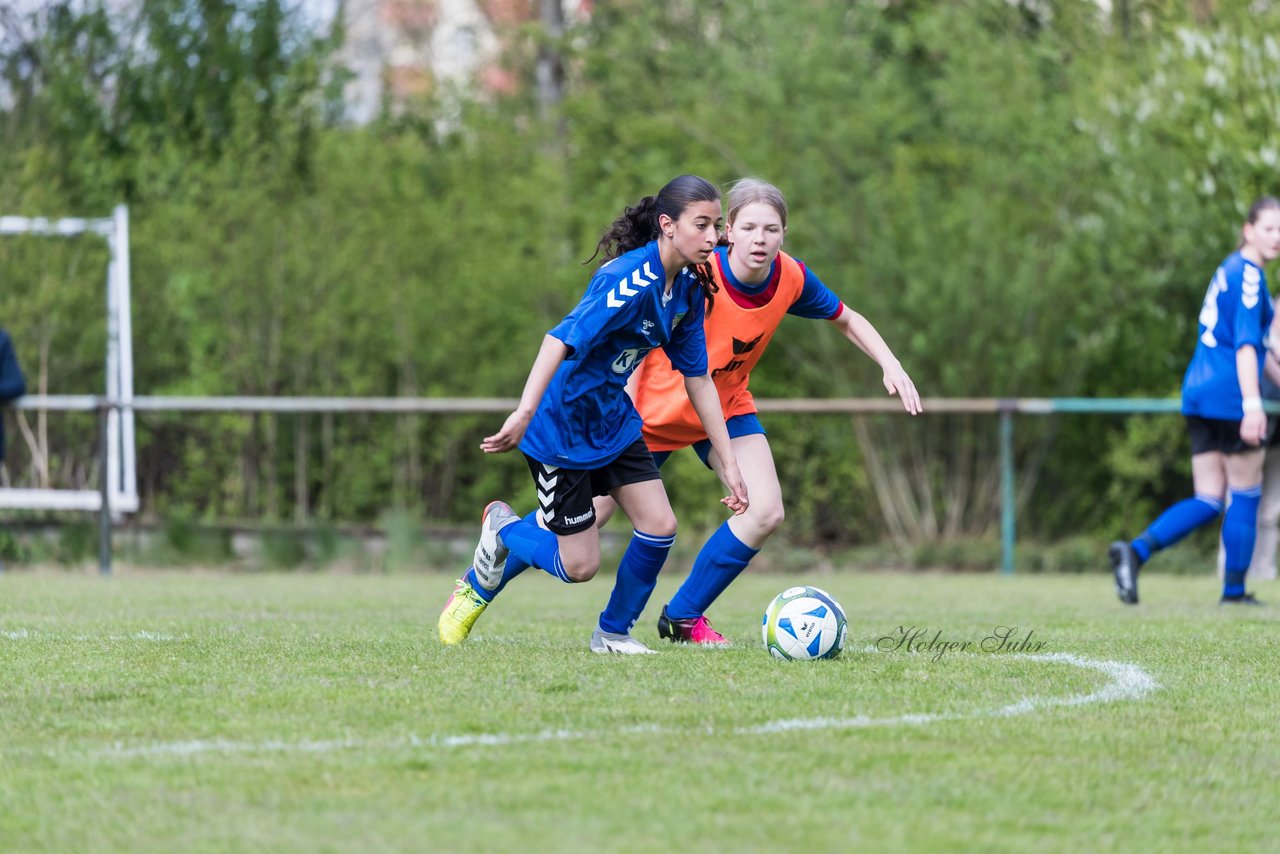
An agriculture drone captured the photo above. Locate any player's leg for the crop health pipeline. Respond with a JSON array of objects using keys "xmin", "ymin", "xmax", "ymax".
[
  {"xmin": 1109, "ymin": 419, "xmax": 1227, "ymax": 604},
  {"xmin": 448, "ymin": 468, "xmax": 641, "ymax": 650},
  {"xmin": 440, "ymin": 522, "xmax": 600, "ymax": 645},
  {"xmin": 592, "ymin": 442, "xmax": 674, "ymax": 654},
  {"xmin": 1140, "ymin": 449, "xmax": 1228, "ymax": 562},
  {"xmin": 439, "ymin": 499, "xmax": 523, "ymax": 645},
  {"xmin": 584, "ymin": 450, "xmax": 670, "ymax": 534},
  {"xmin": 490, "ymin": 479, "xmax": 632, "ymax": 587},
  {"xmin": 660, "ymin": 431, "xmax": 781, "ymax": 644},
  {"xmin": 457, "ymin": 508, "xmax": 542, "ymax": 603},
  {"xmin": 717, "ymin": 432, "xmax": 785, "ymax": 548},
  {"xmin": 1221, "ymin": 447, "xmax": 1266, "ymax": 603},
  {"xmin": 593, "ymin": 494, "xmax": 622, "ymax": 528},
  {"xmin": 494, "ymin": 457, "xmax": 605, "ymax": 582},
  {"xmin": 1248, "ymin": 449, "xmax": 1280, "ymax": 581},
  {"xmin": 438, "ymin": 461, "xmax": 601, "ymax": 645}
]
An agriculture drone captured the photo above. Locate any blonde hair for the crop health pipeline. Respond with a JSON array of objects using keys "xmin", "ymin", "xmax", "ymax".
[{"xmin": 726, "ymin": 178, "xmax": 788, "ymax": 228}]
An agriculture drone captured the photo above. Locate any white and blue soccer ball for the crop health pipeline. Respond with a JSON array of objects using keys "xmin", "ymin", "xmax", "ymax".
[{"xmin": 762, "ymin": 586, "xmax": 847, "ymax": 661}]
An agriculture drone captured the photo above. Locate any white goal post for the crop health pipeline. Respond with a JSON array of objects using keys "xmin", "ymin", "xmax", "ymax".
[{"xmin": 0, "ymin": 205, "xmax": 138, "ymax": 514}]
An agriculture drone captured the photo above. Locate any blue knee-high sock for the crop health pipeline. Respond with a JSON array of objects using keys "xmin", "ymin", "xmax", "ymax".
[
  {"xmin": 1222, "ymin": 485, "xmax": 1261, "ymax": 597},
  {"xmin": 1132, "ymin": 494, "xmax": 1224, "ymax": 563},
  {"xmin": 466, "ymin": 511, "xmax": 540, "ymax": 602},
  {"xmin": 496, "ymin": 516, "xmax": 576, "ymax": 585},
  {"xmin": 598, "ymin": 530, "xmax": 676, "ymax": 634},
  {"xmin": 666, "ymin": 522, "xmax": 759, "ymax": 620}
]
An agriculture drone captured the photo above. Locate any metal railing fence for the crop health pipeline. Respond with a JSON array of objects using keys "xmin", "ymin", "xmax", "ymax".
[{"xmin": 3, "ymin": 395, "xmax": 1249, "ymax": 575}]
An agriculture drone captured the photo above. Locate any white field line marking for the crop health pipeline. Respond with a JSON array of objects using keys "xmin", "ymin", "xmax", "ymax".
[
  {"xmin": 92, "ymin": 653, "xmax": 1157, "ymax": 760},
  {"xmin": 742, "ymin": 652, "xmax": 1158, "ymax": 734},
  {"xmin": 1, "ymin": 629, "xmax": 183, "ymax": 641},
  {"xmin": 101, "ymin": 726, "xmax": 669, "ymax": 758}
]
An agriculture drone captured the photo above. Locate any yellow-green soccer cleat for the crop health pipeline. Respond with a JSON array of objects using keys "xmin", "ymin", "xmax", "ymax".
[{"xmin": 438, "ymin": 579, "xmax": 488, "ymax": 645}]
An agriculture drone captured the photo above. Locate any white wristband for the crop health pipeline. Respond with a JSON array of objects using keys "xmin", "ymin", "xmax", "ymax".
[{"xmin": 1243, "ymin": 396, "xmax": 1263, "ymax": 413}]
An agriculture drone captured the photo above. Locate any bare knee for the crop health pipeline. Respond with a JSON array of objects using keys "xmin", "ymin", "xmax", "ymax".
[
  {"xmin": 738, "ymin": 500, "xmax": 784, "ymax": 543},
  {"xmin": 622, "ymin": 503, "xmax": 677, "ymax": 539},
  {"xmin": 562, "ymin": 554, "xmax": 600, "ymax": 583},
  {"xmin": 638, "ymin": 510, "xmax": 677, "ymax": 539},
  {"xmin": 755, "ymin": 502, "xmax": 785, "ymax": 537}
]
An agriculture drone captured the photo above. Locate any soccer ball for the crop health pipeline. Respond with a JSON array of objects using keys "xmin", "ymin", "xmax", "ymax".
[{"xmin": 762, "ymin": 586, "xmax": 847, "ymax": 661}]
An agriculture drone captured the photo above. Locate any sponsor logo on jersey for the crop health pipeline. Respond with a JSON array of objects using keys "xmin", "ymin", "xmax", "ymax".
[
  {"xmin": 712, "ymin": 334, "xmax": 764, "ymax": 377},
  {"xmin": 612, "ymin": 347, "xmax": 651, "ymax": 374}
]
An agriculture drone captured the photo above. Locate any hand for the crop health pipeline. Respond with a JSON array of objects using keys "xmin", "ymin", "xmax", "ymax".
[
  {"xmin": 480, "ymin": 410, "xmax": 531, "ymax": 454},
  {"xmin": 882, "ymin": 363, "xmax": 922, "ymax": 415},
  {"xmin": 1240, "ymin": 410, "xmax": 1268, "ymax": 447},
  {"xmin": 718, "ymin": 458, "xmax": 750, "ymax": 516}
]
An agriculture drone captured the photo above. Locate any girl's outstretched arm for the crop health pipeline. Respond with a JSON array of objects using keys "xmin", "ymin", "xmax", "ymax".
[
  {"xmin": 832, "ymin": 308, "xmax": 922, "ymax": 415},
  {"xmin": 481, "ymin": 335, "xmax": 568, "ymax": 453}
]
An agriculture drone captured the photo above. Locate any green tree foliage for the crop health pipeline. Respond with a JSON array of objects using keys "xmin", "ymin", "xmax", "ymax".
[{"xmin": 2, "ymin": 0, "xmax": 1278, "ymax": 550}]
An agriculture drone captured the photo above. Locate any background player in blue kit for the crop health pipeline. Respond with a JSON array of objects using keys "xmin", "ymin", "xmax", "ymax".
[
  {"xmin": 1110, "ymin": 197, "xmax": 1280, "ymax": 605},
  {"xmin": 438, "ymin": 175, "xmax": 750, "ymax": 653}
]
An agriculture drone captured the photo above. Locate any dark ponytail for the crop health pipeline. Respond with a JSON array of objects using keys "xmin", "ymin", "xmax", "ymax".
[
  {"xmin": 586, "ymin": 174, "xmax": 722, "ymax": 313},
  {"xmin": 692, "ymin": 260, "xmax": 719, "ymax": 316},
  {"xmin": 587, "ymin": 195, "xmax": 661, "ymax": 264}
]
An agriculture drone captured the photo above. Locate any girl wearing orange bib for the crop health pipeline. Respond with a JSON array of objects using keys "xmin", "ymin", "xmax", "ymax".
[
  {"xmin": 602, "ymin": 178, "xmax": 922, "ymax": 644},
  {"xmin": 466, "ymin": 179, "xmax": 921, "ymax": 645},
  {"xmin": 630, "ymin": 242, "xmax": 808, "ymax": 453}
]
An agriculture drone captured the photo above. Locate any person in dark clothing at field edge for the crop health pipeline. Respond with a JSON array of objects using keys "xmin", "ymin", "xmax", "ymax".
[{"xmin": 0, "ymin": 327, "xmax": 26, "ymax": 465}]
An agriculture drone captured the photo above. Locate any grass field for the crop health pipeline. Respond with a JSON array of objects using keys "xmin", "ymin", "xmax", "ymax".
[{"xmin": 2, "ymin": 566, "xmax": 1278, "ymax": 852}]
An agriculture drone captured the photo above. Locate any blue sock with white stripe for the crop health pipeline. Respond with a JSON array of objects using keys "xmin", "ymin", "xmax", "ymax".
[
  {"xmin": 1222, "ymin": 485, "xmax": 1261, "ymax": 597},
  {"xmin": 1131, "ymin": 494, "xmax": 1224, "ymax": 563},
  {"xmin": 666, "ymin": 522, "xmax": 759, "ymax": 619},
  {"xmin": 598, "ymin": 530, "xmax": 676, "ymax": 635},
  {"xmin": 465, "ymin": 511, "xmax": 538, "ymax": 602},
  {"xmin": 498, "ymin": 516, "xmax": 575, "ymax": 585}
]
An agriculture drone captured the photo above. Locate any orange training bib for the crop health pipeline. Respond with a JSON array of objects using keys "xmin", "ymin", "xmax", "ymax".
[{"xmin": 632, "ymin": 250, "xmax": 807, "ymax": 451}]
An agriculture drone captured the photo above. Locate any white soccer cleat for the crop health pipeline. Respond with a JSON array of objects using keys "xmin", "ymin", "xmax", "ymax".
[
  {"xmin": 589, "ymin": 628, "xmax": 657, "ymax": 655},
  {"xmin": 472, "ymin": 500, "xmax": 520, "ymax": 590}
]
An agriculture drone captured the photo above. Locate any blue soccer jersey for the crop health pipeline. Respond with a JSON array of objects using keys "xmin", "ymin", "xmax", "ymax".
[
  {"xmin": 1182, "ymin": 252, "xmax": 1274, "ymax": 420},
  {"xmin": 519, "ymin": 241, "xmax": 710, "ymax": 468}
]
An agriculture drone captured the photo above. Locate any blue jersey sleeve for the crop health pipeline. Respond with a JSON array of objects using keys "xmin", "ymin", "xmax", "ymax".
[
  {"xmin": 786, "ymin": 262, "xmax": 844, "ymax": 320},
  {"xmin": 1231, "ymin": 262, "xmax": 1266, "ymax": 349},
  {"xmin": 548, "ymin": 268, "xmax": 629, "ymax": 358},
  {"xmin": 662, "ymin": 279, "xmax": 709, "ymax": 377}
]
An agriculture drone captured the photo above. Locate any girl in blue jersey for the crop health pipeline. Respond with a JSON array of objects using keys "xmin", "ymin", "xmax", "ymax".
[
  {"xmin": 440, "ymin": 178, "xmax": 920, "ymax": 648},
  {"xmin": 1110, "ymin": 197, "xmax": 1280, "ymax": 605},
  {"xmin": 439, "ymin": 175, "xmax": 749, "ymax": 653}
]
